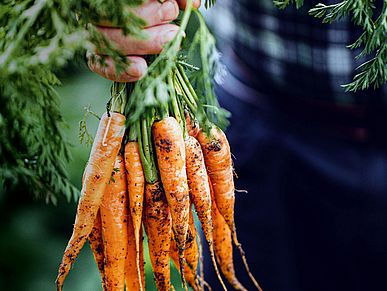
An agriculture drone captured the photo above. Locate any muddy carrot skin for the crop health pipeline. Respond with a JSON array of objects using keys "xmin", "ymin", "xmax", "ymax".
[
  {"xmin": 88, "ymin": 210, "xmax": 106, "ymax": 290},
  {"xmin": 124, "ymin": 141, "xmax": 145, "ymax": 290},
  {"xmin": 185, "ymin": 111, "xmax": 199, "ymax": 138},
  {"xmin": 209, "ymin": 178, "xmax": 247, "ymax": 291},
  {"xmin": 125, "ymin": 212, "xmax": 145, "ymax": 291},
  {"xmin": 170, "ymin": 208, "xmax": 200, "ymax": 290},
  {"xmin": 152, "ymin": 117, "xmax": 190, "ymax": 286},
  {"xmin": 143, "ymin": 181, "xmax": 172, "ymax": 291},
  {"xmin": 200, "ymin": 128, "xmax": 263, "ymax": 291},
  {"xmin": 197, "ymin": 127, "xmax": 235, "ymax": 238},
  {"xmin": 56, "ymin": 112, "xmax": 125, "ymax": 291},
  {"xmin": 100, "ymin": 153, "xmax": 128, "ymax": 291},
  {"xmin": 185, "ymin": 135, "xmax": 227, "ymax": 290}
]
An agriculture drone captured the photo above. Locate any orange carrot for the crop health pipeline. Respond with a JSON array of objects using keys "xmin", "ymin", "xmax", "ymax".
[
  {"xmin": 170, "ymin": 208, "xmax": 200, "ymax": 290},
  {"xmin": 210, "ymin": 178, "xmax": 246, "ymax": 291},
  {"xmin": 124, "ymin": 141, "xmax": 145, "ymax": 290},
  {"xmin": 88, "ymin": 210, "xmax": 106, "ymax": 290},
  {"xmin": 143, "ymin": 181, "xmax": 172, "ymax": 291},
  {"xmin": 185, "ymin": 135, "xmax": 227, "ymax": 290},
  {"xmin": 152, "ymin": 116, "xmax": 190, "ymax": 287},
  {"xmin": 100, "ymin": 153, "xmax": 128, "ymax": 291},
  {"xmin": 199, "ymin": 128, "xmax": 263, "ymax": 290},
  {"xmin": 185, "ymin": 111, "xmax": 199, "ymax": 138},
  {"xmin": 56, "ymin": 112, "xmax": 125, "ymax": 291},
  {"xmin": 197, "ymin": 127, "xmax": 235, "ymax": 239},
  {"xmin": 125, "ymin": 211, "xmax": 145, "ymax": 291}
]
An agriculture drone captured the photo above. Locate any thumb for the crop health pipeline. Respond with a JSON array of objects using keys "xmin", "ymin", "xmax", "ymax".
[{"xmin": 176, "ymin": 0, "xmax": 201, "ymax": 9}]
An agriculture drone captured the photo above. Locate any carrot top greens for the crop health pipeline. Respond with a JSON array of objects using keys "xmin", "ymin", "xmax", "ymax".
[
  {"xmin": 275, "ymin": 0, "xmax": 387, "ymax": 92},
  {"xmin": 1, "ymin": 0, "xmax": 385, "ymax": 202}
]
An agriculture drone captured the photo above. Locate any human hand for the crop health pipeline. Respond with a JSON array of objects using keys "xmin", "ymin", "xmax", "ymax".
[{"xmin": 87, "ymin": 0, "xmax": 200, "ymax": 82}]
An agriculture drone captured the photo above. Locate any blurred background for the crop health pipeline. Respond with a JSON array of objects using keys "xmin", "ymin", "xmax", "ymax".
[{"xmin": 0, "ymin": 63, "xmax": 182, "ymax": 291}]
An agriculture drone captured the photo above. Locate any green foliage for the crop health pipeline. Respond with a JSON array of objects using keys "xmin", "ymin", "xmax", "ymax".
[
  {"xmin": 310, "ymin": 1, "xmax": 387, "ymax": 91},
  {"xmin": 124, "ymin": 1, "xmax": 195, "ymax": 123},
  {"xmin": 274, "ymin": 0, "xmax": 387, "ymax": 92},
  {"xmin": 79, "ymin": 105, "xmax": 100, "ymax": 147},
  {"xmin": 187, "ymin": 10, "xmax": 230, "ymax": 130},
  {"xmin": 273, "ymin": 0, "xmax": 304, "ymax": 10},
  {"xmin": 205, "ymin": 0, "xmax": 217, "ymax": 9},
  {"xmin": 0, "ymin": 69, "xmax": 76, "ymax": 204},
  {"xmin": 0, "ymin": 0, "xmax": 222, "ymax": 202},
  {"xmin": 0, "ymin": 0, "xmax": 145, "ymax": 202}
]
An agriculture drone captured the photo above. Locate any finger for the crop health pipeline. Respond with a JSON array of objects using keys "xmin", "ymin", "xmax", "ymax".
[
  {"xmin": 87, "ymin": 53, "xmax": 147, "ymax": 82},
  {"xmin": 96, "ymin": 0, "xmax": 179, "ymax": 28},
  {"xmin": 96, "ymin": 24, "xmax": 179, "ymax": 55},
  {"xmin": 134, "ymin": 0, "xmax": 179, "ymax": 27},
  {"xmin": 177, "ymin": 0, "xmax": 201, "ymax": 9}
]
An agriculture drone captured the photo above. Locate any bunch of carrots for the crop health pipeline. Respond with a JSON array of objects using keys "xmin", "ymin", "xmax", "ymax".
[{"xmin": 56, "ymin": 63, "xmax": 262, "ymax": 291}]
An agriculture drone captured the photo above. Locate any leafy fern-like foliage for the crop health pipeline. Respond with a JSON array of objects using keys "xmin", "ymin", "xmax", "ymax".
[
  {"xmin": 187, "ymin": 10, "xmax": 230, "ymax": 129},
  {"xmin": 274, "ymin": 0, "xmax": 387, "ymax": 92},
  {"xmin": 0, "ymin": 0, "xmax": 145, "ymax": 202},
  {"xmin": 273, "ymin": 0, "xmax": 304, "ymax": 10}
]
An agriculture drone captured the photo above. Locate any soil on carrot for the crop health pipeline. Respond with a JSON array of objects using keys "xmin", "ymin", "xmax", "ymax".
[{"xmin": 207, "ymin": 140, "xmax": 222, "ymax": 152}]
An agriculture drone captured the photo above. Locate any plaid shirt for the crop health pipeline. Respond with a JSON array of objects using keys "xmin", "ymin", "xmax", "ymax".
[{"xmin": 205, "ymin": 0, "xmax": 386, "ymax": 105}]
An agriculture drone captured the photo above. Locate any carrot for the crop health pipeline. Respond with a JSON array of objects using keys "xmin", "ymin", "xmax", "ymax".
[
  {"xmin": 185, "ymin": 111, "xmax": 199, "ymax": 138},
  {"xmin": 88, "ymin": 210, "xmax": 106, "ymax": 290},
  {"xmin": 152, "ymin": 116, "xmax": 190, "ymax": 287},
  {"xmin": 56, "ymin": 112, "xmax": 125, "ymax": 291},
  {"xmin": 170, "ymin": 208, "xmax": 200, "ymax": 290},
  {"xmin": 139, "ymin": 230, "xmax": 145, "ymax": 289},
  {"xmin": 197, "ymin": 127, "xmax": 235, "ymax": 239},
  {"xmin": 209, "ymin": 177, "xmax": 247, "ymax": 291},
  {"xmin": 199, "ymin": 128, "xmax": 263, "ymax": 290},
  {"xmin": 125, "ymin": 211, "xmax": 145, "ymax": 291},
  {"xmin": 124, "ymin": 140, "xmax": 145, "ymax": 290},
  {"xmin": 143, "ymin": 181, "xmax": 172, "ymax": 291},
  {"xmin": 184, "ymin": 135, "xmax": 227, "ymax": 290},
  {"xmin": 100, "ymin": 153, "xmax": 128, "ymax": 291}
]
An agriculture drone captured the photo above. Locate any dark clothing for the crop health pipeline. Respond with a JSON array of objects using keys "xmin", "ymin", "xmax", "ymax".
[
  {"xmin": 212, "ymin": 0, "xmax": 386, "ymax": 105},
  {"xmin": 205, "ymin": 79, "xmax": 387, "ymax": 291},
  {"xmin": 204, "ymin": 1, "xmax": 387, "ymax": 290}
]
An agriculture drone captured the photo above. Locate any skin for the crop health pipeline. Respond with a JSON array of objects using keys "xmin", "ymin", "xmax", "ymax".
[
  {"xmin": 56, "ymin": 112, "xmax": 126, "ymax": 291},
  {"xmin": 88, "ymin": 0, "xmax": 201, "ymax": 82}
]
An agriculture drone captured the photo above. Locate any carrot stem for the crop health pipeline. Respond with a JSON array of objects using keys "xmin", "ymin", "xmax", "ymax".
[
  {"xmin": 128, "ymin": 125, "xmax": 137, "ymax": 142},
  {"xmin": 174, "ymin": 75, "xmax": 196, "ymax": 114},
  {"xmin": 177, "ymin": 65, "xmax": 198, "ymax": 104},
  {"xmin": 137, "ymin": 113, "xmax": 158, "ymax": 184},
  {"xmin": 176, "ymin": 91, "xmax": 188, "ymax": 140},
  {"xmin": 169, "ymin": 72, "xmax": 182, "ymax": 125},
  {"xmin": 110, "ymin": 82, "xmax": 127, "ymax": 114},
  {"xmin": 175, "ymin": 68, "xmax": 212, "ymax": 132},
  {"xmin": 169, "ymin": 72, "xmax": 188, "ymax": 139},
  {"xmin": 175, "ymin": 68, "xmax": 198, "ymax": 108}
]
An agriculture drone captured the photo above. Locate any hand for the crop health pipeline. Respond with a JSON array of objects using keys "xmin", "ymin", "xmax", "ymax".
[{"xmin": 87, "ymin": 0, "xmax": 200, "ymax": 82}]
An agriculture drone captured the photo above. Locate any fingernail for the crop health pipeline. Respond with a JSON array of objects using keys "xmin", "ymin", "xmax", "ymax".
[
  {"xmin": 161, "ymin": 29, "xmax": 178, "ymax": 45},
  {"xmin": 128, "ymin": 60, "xmax": 147, "ymax": 78},
  {"xmin": 160, "ymin": 0, "xmax": 179, "ymax": 22}
]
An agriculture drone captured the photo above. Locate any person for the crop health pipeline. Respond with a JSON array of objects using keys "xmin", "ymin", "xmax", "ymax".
[{"xmin": 88, "ymin": 1, "xmax": 387, "ymax": 291}]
